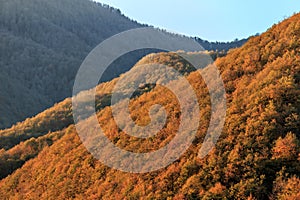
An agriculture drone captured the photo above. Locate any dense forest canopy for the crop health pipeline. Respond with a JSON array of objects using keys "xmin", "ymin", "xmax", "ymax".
[{"xmin": 0, "ymin": 11, "xmax": 299, "ymax": 199}]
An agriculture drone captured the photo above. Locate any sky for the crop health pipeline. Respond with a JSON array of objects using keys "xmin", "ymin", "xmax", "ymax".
[{"xmin": 96, "ymin": 0, "xmax": 300, "ymax": 42}]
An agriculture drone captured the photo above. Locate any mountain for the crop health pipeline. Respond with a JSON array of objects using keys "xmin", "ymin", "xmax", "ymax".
[
  {"xmin": 0, "ymin": 0, "xmax": 139, "ymax": 129},
  {"xmin": 0, "ymin": 0, "xmax": 247, "ymax": 129},
  {"xmin": 0, "ymin": 12, "xmax": 300, "ymax": 199}
]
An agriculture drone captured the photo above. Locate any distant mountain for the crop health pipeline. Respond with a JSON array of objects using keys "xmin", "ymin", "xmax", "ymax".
[
  {"xmin": 195, "ymin": 37, "xmax": 248, "ymax": 52},
  {"xmin": 0, "ymin": 12, "xmax": 299, "ymax": 199},
  {"xmin": 0, "ymin": 0, "xmax": 246, "ymax": 129}
]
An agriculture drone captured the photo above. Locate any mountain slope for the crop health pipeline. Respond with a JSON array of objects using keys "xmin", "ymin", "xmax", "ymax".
[
  {"xmin": 0, "ymin": 52, "xmax": 203, "ymax": 180},
  {"xmin": 0, "ymin": 0, "xmax": 143, "ymax": 129},
  {"xmin": 0, "ymin": 13, "xmax": 300, "ymax": 199}
]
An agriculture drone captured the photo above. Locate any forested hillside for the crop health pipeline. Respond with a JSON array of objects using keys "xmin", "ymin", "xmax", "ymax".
[
  {"xmin": 0, "ymin": 0, "xmax": 246, "ymax": 129},
  {"xmin": 0, "ymin": 0, "xmax": 143, "ymax": 129},
  {"xmin": 0, "ymin": 12, "xmax": 299, "ymax": 199}
]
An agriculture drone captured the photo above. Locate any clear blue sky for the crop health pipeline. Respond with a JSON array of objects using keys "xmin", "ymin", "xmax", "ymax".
[{"xmin": 96, "ymin": 0, "xmax": 300, "ymax": 42}]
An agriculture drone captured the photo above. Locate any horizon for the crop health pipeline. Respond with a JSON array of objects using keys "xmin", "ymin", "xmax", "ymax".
[{"xmin": 96, "ymin": 0, "xmax": 300, "ymax": 42}]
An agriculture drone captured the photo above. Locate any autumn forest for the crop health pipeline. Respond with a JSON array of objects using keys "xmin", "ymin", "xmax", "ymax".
[{"xmin": 0, "ymin": 0, "xmax": 299, "ymax": 199}]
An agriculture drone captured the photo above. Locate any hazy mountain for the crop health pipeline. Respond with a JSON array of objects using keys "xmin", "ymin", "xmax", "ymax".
[
  {"xmin": 0, "ymin": 0, "xmax": 246, "ymax": 129},
  {"xmin": 0, "ymin": 12, "xmax": 299, "ymax": 199}
]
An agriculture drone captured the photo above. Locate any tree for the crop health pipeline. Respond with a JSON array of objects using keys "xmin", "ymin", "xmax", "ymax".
[{"xmin": 272, "ymin": 132, "xmax": 299, "ymax": 160}]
